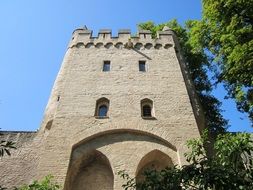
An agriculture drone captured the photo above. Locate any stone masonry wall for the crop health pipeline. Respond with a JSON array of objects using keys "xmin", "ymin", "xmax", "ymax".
[{"xmin": 0, "ymin": 132, "xmax": 40, "ymax": 188}]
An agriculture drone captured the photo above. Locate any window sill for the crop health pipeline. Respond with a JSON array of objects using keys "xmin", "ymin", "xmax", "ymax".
[
  {"xmin": 95, "ymin": 116, "xmax": 109, "ymax": 119},
  {"xmin": 142, "ymin": 116, "xmax": 156, "ymax": 120}
]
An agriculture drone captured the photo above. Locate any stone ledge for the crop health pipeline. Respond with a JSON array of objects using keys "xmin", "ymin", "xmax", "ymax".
[{"xmin": 94, "ymin": 116, "xmax": 109, "ymax": 119}]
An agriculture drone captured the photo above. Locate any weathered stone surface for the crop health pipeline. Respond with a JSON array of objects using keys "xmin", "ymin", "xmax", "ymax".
[
  {"xmin": 0, "ymin": 132, "xmax": 40, "ymax": 188},
  {"xmin": 0, "ymin": 28, "xmax": 204, "ymax": 190}
]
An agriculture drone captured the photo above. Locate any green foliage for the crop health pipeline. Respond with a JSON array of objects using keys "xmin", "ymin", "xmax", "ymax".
[
  {"xmin": 197, "ymin": 0, "xmax": 253, "ymax": 123},
  {"xmin": 137, "ymin": 167, "xmax": 182, "ymax": 190},
  {"xmin": 118, "ymin": 168, "xmax": 182, "ymax": 190},
  {"xmin": 120, "ymin": 132, "xmax": 253, "ymax": 190},
  {"xmin": 17, "ymin": 175, "xmax": 60, "ymax": 190},
  {"xmin": 118, "ymin": 170, "xmax": 136, "ymax": 190},
  {"xmin": 138, "ymin": 20, "xmax": 228, "ymax": 134},
  {"xmin": 0, "ymin": 129, "xmax": 16, "ymax": 157},
  {"xmin": 183, "ymin": 132, "xmax": 253, "ymax": 189},
  {"xmin": 0, "ymin": 129, "xmax": 16, "ymax": 189},
  {"xmin": 0, "ymin": 130, "xmax": 16, "ymax": 157},
  {"xmin": 0, "ymin": 140, "xmax": 16, "ymax": 157}
]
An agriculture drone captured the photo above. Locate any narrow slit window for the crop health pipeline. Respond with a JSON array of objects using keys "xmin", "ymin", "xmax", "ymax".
[
  {"xmin": 103, "ymin": 61, "xmax": 110, "ymax": 72},
  {"xmin": 139, "ymin": 61, "xmax": 146, "ymax": 72}
]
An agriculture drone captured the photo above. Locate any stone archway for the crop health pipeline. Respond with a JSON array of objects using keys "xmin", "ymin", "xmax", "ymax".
[
  {"xmin": 136, "ymin": 149, "xmax": 173, "ymax": 184},
  {"xmin": 66, "ymin": 150, "xmax": 113, "ymax": 190},
  {"xmin": 64, "ymin": 130, "xmax": 178, "ymax": 190}
]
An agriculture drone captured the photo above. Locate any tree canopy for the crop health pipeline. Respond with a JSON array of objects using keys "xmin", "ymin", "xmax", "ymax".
[{"xmin": 195, "ymin": 0, "xmax": 253, "ymax": 123}]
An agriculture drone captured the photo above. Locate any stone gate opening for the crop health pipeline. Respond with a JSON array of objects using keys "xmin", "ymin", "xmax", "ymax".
[
  {"xmin": 66, "ymin": 150, "xmax": 113, "ymax": 190},
  {"xmin": 136, "ymin": 149, "xmax": 173, "ymax": 184}
]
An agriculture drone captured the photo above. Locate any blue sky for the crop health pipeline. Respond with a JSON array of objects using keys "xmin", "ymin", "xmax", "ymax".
[{"xmin": 0, "ymin": 0, "xmax": 252, "ymax": 132}]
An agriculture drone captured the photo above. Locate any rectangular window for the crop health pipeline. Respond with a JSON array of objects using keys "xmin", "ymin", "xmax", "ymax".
[
  {"xmin": 139, "ymin": 61, "xmax": 146, "ymax": 72},
  {"xmin": 103, "ymin": 61, "xmax": 110, "ymax": 72}
]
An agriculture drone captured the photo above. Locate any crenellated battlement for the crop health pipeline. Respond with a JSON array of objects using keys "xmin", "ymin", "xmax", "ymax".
[{"xmin": 69, "ymin": 27, "xmax": 176, "ymax": 50}]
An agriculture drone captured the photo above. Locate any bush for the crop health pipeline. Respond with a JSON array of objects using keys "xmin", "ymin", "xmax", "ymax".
[{"xmin": 17, "ymin": 175, "xmax": 60, "ymax": 190}]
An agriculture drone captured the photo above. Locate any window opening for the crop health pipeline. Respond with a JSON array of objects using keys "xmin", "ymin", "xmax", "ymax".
[
  {"xmin": 98, "ymin": 105, "xmax": 108, "ymax": 117},
  {"xmin": 143, "ymin": 105, "xmax": 151, "ymax": 117},
  {"xmin": 95, "ymin": 97, "xmax": 110, "ymax": 118},
  {"xmin": 103, "ymin": 61, "xmax": 110, "ymax": 72},
  {"xmin": 139, "ymin": 61, "xmax": 146, "ymax": 72}
]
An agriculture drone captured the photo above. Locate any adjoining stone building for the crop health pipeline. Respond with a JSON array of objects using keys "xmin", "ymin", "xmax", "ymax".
[{"xmin": 0, "ymin": 26, "xmax": 205, "ymax": 190}]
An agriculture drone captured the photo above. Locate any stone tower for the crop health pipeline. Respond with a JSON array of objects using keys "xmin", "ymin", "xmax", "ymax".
[{"xmin": 0, "ymin": 27, "xmax": 205, "ymax": 190}]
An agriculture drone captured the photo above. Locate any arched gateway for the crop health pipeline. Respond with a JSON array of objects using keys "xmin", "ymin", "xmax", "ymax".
[
  {"xmin": 66, "ymin": 150, "xmax": 113, "ymax": 190},
  {"xmin": 64, "ymin": 130, "xmax": 178, "ymax": 190}
]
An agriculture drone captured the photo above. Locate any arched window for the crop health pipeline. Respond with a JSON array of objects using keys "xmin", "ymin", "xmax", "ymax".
[
  {"xmin": 95, "ymin": 97, "xmax": 110, "ymax": 118},
  {"xmin": 141, "ymin": 98, "xmax": 154, "ymax": 118}
]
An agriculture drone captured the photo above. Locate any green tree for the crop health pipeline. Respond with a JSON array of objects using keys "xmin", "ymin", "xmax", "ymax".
[
  {"xmin": 194, "ymin": 0, "xmax": 253, "ymax": 123},
  {"xmin": 138, "ymin": 20, "xmax": 228, "ymax": 134},
  {"xmin": 120, "ymin": 132, "xmax": 253, "ymax": 189}
]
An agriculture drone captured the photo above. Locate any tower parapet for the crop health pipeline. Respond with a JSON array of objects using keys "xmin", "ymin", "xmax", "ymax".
[{"xmin": 69, "ymin": 28, "xmax": 175, "ymax": 50}]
